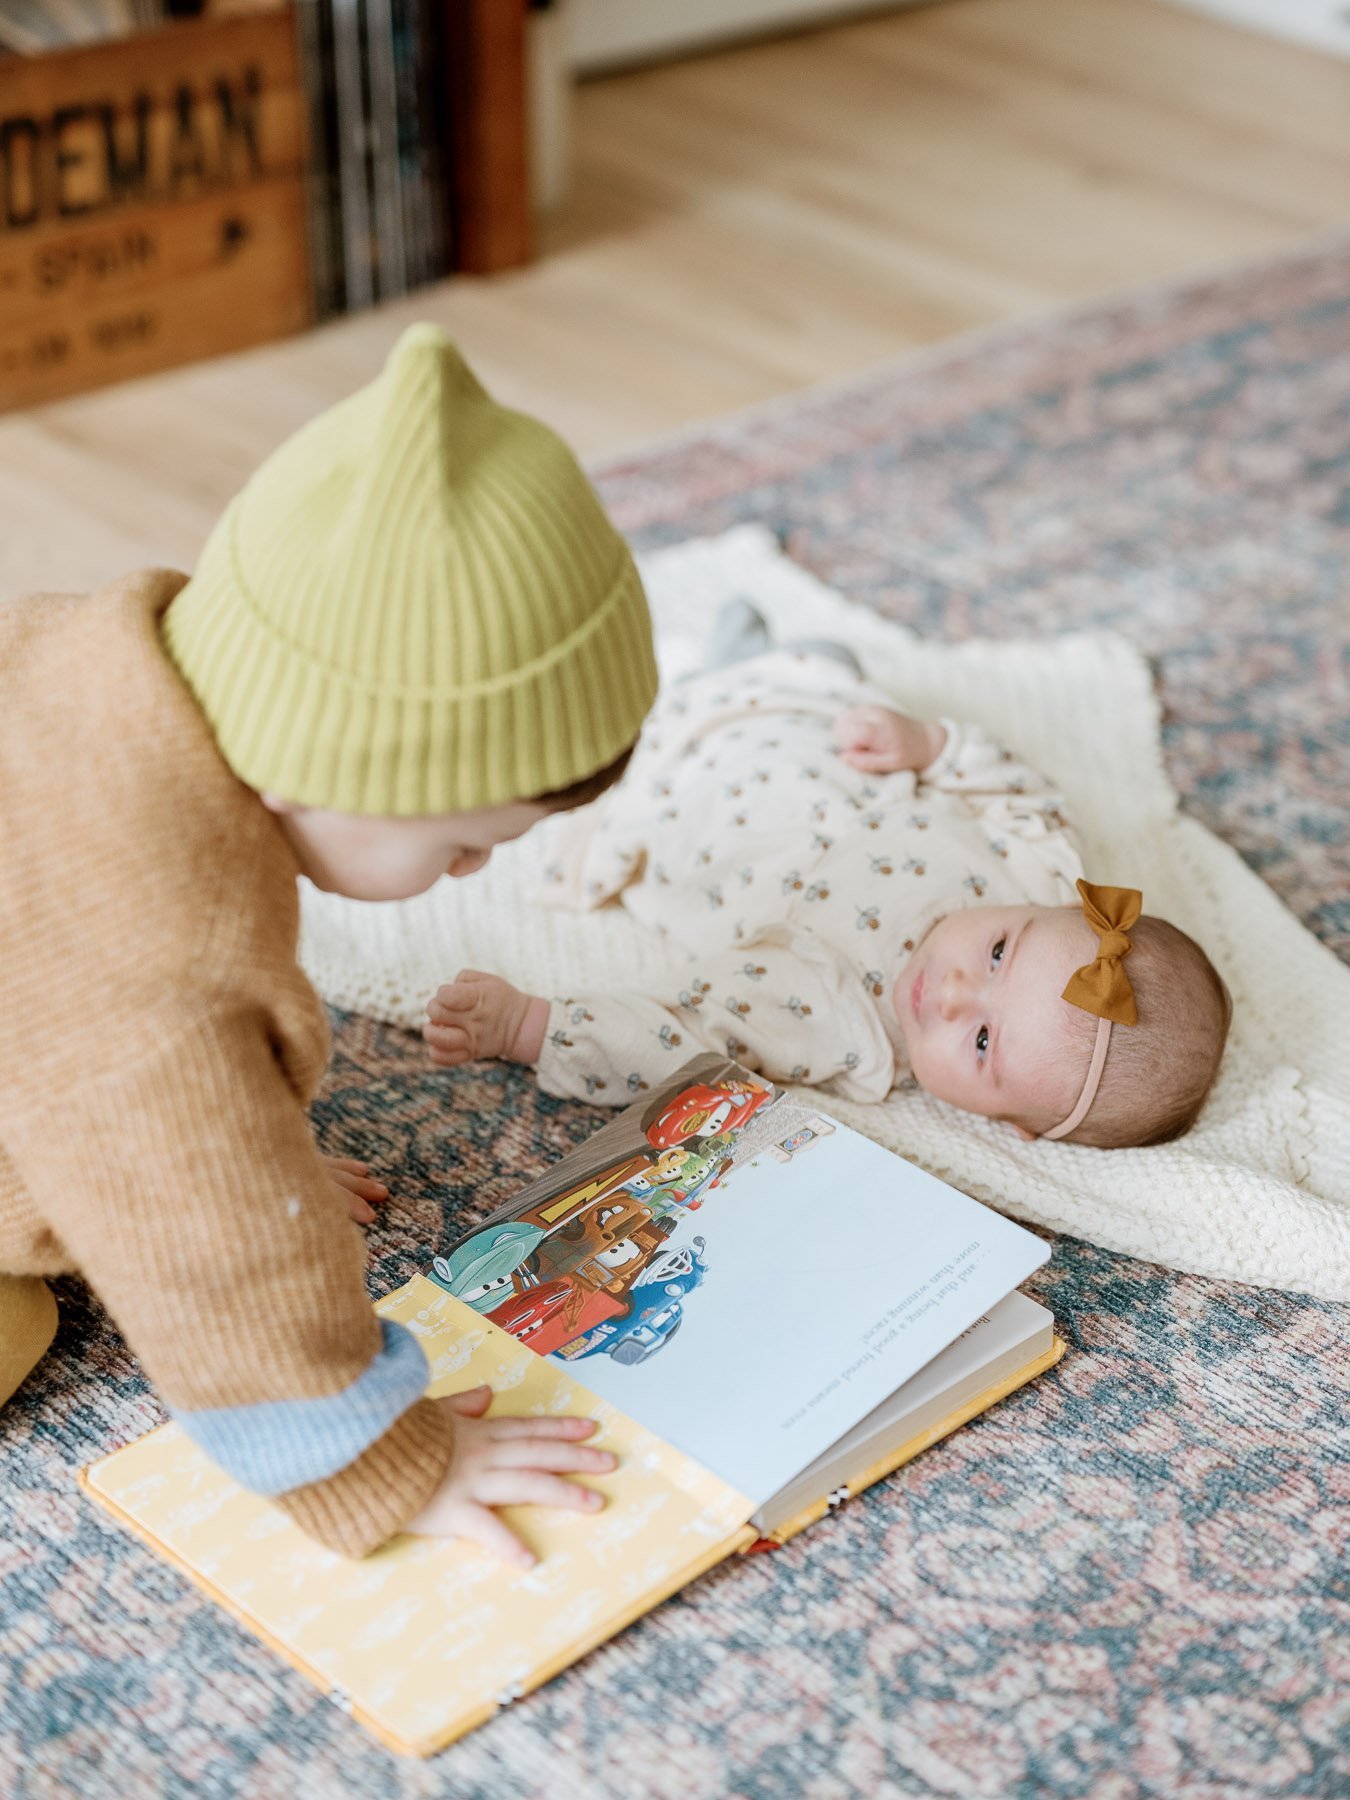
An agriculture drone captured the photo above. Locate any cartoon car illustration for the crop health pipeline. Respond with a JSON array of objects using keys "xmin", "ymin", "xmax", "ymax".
[
  {"xmin": 557, "ymin": 1295, "xmax": 683, "ymax": 1366},
  {"xmin": 430, "ymin": 1220, "xmax": 545, "ymax": 1313},
  {"xmin": 596, "ymin": 1301, "xmax": 685, "ymax": 1366},
  {"xmin": 656, "ymin": 1155, "xmax": 734, "ymax": 1214},
  {"xmin": 511, "ymin": 1153, "xmax": 655, "ymax": 1234},
  {"xmin": 487, "ymin": 1277, "xmax": 625, "ymax": 1358},
  {"xmin": 631, "ymin": 1236, "xmax": 707, "ymax": 1295},
  {"xmin": 644, "ymin": 1079, "xmax": 773, "ymax": 1149},
  {"xmin": 487, "ymin": 1278, "xmax": 575, "ymax": 1343},
  {"xmin": 621, "ymin": 1141, "xmax": 733, "ymax": 1215},
  {"xmin": 567, "ymin": 1214, "xmax": 677, "ymax": 1295},
  {"xmin": 530, "ymin": 1196, "xmax": 657, "ymax": 1286},
  {"xmin": 560, "ymin": 1237, "xmax": 709, "ymax": 1365},
  {"xmin": 617, "ymin": 1149, "xmax": 688, "ymax": 1199}
]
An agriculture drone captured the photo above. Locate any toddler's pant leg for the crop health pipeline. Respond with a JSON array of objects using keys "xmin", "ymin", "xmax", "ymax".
[{"xmin": 0, "ymin": 1275, "xmax": 57, "ymax": 1404}]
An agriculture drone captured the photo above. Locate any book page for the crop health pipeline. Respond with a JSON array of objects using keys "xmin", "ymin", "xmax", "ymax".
[{"xmin": 429, "ymin": 1065, "xmax": 1050, "ymax": 1511}]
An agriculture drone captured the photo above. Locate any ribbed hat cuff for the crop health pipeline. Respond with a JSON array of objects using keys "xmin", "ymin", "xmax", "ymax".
[{"xmin": 164, "ymin": 524, "xmax": 658, "ymax": 816}]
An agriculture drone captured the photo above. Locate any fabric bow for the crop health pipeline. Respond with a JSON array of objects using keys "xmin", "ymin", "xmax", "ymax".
[{"xmin": 1061, "ymin": 879, "xmax": 1141, "ymax": 1026}]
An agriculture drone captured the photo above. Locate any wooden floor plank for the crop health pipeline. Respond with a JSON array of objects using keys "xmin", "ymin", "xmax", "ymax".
[{"xmin": 2, "ymin": 0, "xmax": 1348, "ymax": 594}]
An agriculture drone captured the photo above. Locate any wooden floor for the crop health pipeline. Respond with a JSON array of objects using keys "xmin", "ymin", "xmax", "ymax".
[{"xmin": 3, "ymin": 0, "xmax": 1350, "ymax": 596}]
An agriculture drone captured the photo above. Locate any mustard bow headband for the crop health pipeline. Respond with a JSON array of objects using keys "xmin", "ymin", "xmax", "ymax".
[
  {"xmin": 1061, "ymin": 879, "xmax": 1141, "ymax": 1026},
  {"xmin": 1041, "ymin": 879, "xmax": 1142, "ymax": 1141}
]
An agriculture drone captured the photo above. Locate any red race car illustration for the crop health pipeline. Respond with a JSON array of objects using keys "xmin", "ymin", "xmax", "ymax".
[
  {"xmin": 487, "ymin": 1278, "xmax": 625, "ymax": 1359},
  {"xmin": 644, "ymin": 1079, "xmax": 773, "ymax": 1149}
]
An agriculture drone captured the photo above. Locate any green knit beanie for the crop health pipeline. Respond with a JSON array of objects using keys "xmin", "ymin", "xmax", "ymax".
[{"xmin": 163, "ymin": 324, "xmax": 658, "ymax": 815}]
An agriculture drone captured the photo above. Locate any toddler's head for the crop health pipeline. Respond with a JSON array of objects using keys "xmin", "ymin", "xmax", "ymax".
[
  {"xmin": 894, "ymin": 882, "xmax": 1230, "ymax": 1148},
  {"xmin": 164, "ymin": 324, "xmax": 657, "ymax": 900}
]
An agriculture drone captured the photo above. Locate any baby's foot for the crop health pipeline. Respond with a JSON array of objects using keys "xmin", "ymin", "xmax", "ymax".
[{"xmin": 425, "ymin": 971, "xmax": 541, "ymax": 1067}]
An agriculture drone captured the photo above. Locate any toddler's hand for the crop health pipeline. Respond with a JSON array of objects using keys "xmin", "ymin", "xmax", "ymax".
[
  {"xmin": 833, "ymin": 704, "xmax": 947, "ymax": 774},
  {"xmin": 321, "ymin": 1153, "xmax": 389, "ymax": 1225},
  {"xmin": 425, "ymin": 970, "xmax": 546, "ymax": 1067},
  {"xmin": 404, "ymin": 1385, "xmax": 616, "ymax": 1566}
]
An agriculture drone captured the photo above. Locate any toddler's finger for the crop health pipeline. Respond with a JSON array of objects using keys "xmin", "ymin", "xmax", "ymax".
[
  {"xmin": 473, "ymin": 1471, "xmax": 607, "ymax": 1514},
  {"xmin": 486, "ymin": 1439, "xmax": 616, "ymax": 1475},
  {"xmin": 444, "ymin": 1501, "xmax": 537, "ymax": 1569},
  {"xmin": 485, "ymin": 1415, "xmax": 600, "ymax": 1441},
  {"xmin": 328, "ymin": 1168, "xmax": 388, "ymax": 1201},
  {"xmin": 326, "ymin": 1156, "xmax": 369, "ymax": 1174},
  {"xmin": 426, "ymin": 1023, "xmax": 471, "ymax": 1052}
]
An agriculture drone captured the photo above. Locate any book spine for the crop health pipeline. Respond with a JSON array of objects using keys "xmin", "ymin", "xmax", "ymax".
[
  {"xmin": 392, "ymin": 0, "xmax": 430, "ymax": 289},
  {"xmin": 294, "ymin": 0, "xmax": 338, "ymax": 319},
  {"xmin": 364, "ymin": 0, "xmax": 407, "ymax": 299},
  {"xmin": 331, "ymin": 0, "xmax": 374, "ymax": 310},
  {"xmin": 409, "ymin": 0, "xmax": 449, "ymax": 281}
]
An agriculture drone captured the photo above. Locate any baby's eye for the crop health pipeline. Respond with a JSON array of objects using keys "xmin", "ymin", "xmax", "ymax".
[
  {"xmin": 991, "ymin": 937, "xmax": 1006, "ymax": 966},
  {"xmin": 975, "ymin": 1026, "xmax": 990, "ymax": 1058}
]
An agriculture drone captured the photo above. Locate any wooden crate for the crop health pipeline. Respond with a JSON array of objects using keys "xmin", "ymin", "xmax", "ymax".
[{"xmin": 0, "ymin": 10, "xmax": 313, "ymax": 409}]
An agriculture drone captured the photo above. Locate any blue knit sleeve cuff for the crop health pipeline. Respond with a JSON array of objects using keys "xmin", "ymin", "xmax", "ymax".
[{"xmin": 170, "ymin": 1319, "xmax": 431, "ymax": 1496}]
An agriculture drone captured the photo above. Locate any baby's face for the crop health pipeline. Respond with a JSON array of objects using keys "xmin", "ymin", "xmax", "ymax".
[{"xmin": 893, "ymin": 904, "xmax": 1097, "ymax": 1132}]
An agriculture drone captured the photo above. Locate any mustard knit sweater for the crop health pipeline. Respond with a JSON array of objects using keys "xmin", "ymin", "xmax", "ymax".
[{"xmin": 0, "ymin": 571, "xmax": 453, "ymax": 1557}]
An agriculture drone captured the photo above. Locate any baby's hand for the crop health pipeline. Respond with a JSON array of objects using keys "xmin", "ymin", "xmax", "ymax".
[
  {"xmin": 425, "ymin": 970, "xmax": 546, "ymax": 1067},
  {"xmin": 833, "ymin": 705, "xmax": 947, "ymax": 774},
  {"xmin": 404, "ymin": 1385, "xmax": 616, "ymax": 1566}
]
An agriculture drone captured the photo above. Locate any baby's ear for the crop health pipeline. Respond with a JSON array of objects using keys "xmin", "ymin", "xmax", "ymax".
[{"xmin": 1006, "ymin": 1121, "xmax": 1037, "ymax": 1142}]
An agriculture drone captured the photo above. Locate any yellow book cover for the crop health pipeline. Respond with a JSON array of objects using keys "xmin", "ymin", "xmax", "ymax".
[{"xmin": 84, "ymin": 1276, "xmax": 757, "ymax": 1759}]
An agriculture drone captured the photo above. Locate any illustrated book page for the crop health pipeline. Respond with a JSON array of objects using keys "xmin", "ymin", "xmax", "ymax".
[{"xmin": 427, "ymin": 1059, "xmax": 1053, "ymax": 1510}]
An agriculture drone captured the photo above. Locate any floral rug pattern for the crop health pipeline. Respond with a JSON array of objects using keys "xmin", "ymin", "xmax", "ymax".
[{"xmin": 4, "ymin": 238, "xmax": 1349, "ymax": 1797}]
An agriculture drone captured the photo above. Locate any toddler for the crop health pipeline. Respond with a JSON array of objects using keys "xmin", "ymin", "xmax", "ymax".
[
  {"xmin": 0, "ymin": 326, "xmax": 658, "ymax": 1563},
  {"xmin": 426, "ymin": 612, "xmax": 1230, "ymax": 1148}
]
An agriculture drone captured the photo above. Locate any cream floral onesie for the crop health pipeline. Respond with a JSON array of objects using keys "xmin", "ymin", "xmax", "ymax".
[{"xmin": 536, "ymin": 650, "xmax": 1083, "ymax": 1104}]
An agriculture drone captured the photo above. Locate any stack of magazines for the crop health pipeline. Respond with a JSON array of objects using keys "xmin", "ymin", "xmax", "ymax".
[{"xmin": 0, "ymin": 0, "xmax": 452, "ymax": 318}]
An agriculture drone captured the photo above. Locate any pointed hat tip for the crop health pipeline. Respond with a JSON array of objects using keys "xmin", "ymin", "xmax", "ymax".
[{"xmin": 383, "ymin": 322, "xmax": 483, "ymax": 404}]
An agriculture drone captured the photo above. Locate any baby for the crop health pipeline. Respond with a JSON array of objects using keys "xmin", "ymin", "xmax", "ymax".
[{"xmin": 425, "ymin": 623, "xmax": 1230, "ymax": 1149}]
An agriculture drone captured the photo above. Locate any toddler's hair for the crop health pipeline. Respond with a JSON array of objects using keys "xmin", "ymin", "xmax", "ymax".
[
  {"xmin": 1055, "ymin": 916, "xmax": 1231, "ymax": 1148},
  {"xmin": 530, "ymin": 743, "xmax": 635, "ymax": 814}
]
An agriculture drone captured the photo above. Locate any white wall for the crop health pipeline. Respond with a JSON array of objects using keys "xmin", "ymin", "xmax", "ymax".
[
  {"xmin": 1166, "ymin": 0, "xmax": 1350, "ymax": 56},
  {"xmin": 565, "ymin": 0, "xmax": 927, "ymax": 76}
]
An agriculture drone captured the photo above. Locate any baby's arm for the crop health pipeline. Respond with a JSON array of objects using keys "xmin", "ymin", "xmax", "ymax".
[
  {"xmin": 836, "ymin": 702, "xmax": 1068, "ymax": 807},
  {"xmin": 426, "ymin": 933, "xmax": 895, "ymax": 1105}
]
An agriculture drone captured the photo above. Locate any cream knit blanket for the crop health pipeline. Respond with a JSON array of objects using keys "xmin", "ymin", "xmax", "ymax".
[{"xmin": 301, "ymin": 528, "xmax": 1350, "ymax": 1301}]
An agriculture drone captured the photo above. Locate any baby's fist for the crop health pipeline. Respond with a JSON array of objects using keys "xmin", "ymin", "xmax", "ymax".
[
  {"xmin": 425, "ymin": 970, "xmax": 546, "ymax": 1067},
  {"xmin": 833, "ymin": 705, "xmax": 946, "ymax": 774}
]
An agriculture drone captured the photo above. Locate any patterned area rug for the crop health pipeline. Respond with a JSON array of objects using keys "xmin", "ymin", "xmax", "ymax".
[{"xmin": 6, "ymin": 238, "xmax": 1350, "ymax": 1798}]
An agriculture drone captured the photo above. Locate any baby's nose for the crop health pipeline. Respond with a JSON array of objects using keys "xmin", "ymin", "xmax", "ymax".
[{"xmin": 937, "ymin": 968, "xmax": 971, "ymax": 1021}]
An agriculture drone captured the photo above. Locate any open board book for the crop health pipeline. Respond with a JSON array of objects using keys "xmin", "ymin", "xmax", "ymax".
[{"xmin": 83, "ymin": 1056, "xmax": 1066, "ymax": 1758}]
